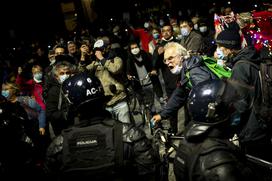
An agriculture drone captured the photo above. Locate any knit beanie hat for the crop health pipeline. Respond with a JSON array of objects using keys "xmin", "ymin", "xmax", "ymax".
[{"xmin": 216, "ymin": 30, "xmax": 241, "ymax": 50}]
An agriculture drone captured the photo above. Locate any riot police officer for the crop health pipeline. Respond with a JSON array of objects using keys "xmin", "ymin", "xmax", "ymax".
[
  {"xmin": 44, "ymin": 72, "xmax": 158, "ymax": 180},
  {"xmin": 173, "ymin": 79, "xmax": 257, "ymax": 181}
]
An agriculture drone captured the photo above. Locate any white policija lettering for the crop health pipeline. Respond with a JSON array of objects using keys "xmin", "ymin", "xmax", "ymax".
[{"xmin": 76, "ymin": 139, "xmax": 98, "ymax": 146}]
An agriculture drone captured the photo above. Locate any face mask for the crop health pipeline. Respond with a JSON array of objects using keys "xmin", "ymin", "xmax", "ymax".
[
  {"xmin": 181, "ymin": 28, "xmax": 190, "ymax": 37},
  {"xmin": 170, "ymin": 65, "xmax": 183, "ymax": 75},
  {"xmin": 144, "ymin": 22, "xmax": 150, "ymax": 29},
  {"xmin": 59, "ymin": 74, "xmax": 70, "ymax": 84},
  {"xmin": 33, "ymin": 73, "xmax": 43, "ymax": 82},
  {"xmin": 1, "ymin": 90, "xmax": 10, "ymax": 98},
  {"xmin": 217, "ymin": 59, "xmax": 225, "ymax": 67},
  {"xmin": 216, "ymin": 48, "xmax": 225, "ymax": 60},
  {"xmin": 199, "ymin": 26, "xmax": 208, "ymax": 33},
  {"xmin": 153, "ymin": 33, "xmax": 160, "ymax": 39},
  {"xmin": 193, "ymin": 24, "xmax": 198, "ymax": 30},
  {"xmin": 159, "ymin": 20, "xmax": 164, "ymax": 26},
  {"xmin": 131, "ymin": 47, "xmax": 140, "ymax": 55}
]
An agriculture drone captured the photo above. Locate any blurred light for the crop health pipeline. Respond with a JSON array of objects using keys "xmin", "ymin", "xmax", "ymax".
[
  {"xmin": 134, "ymin": 3, "xmax": 138, "ymax": 7},
  {"xmin": 110, "ymin": 18, "xmax": 113, "ymax": 21},
  {"xmin": 228, "ymin": 1, "xmax": 231, "ymax": 4},
  {"xmin": 254, "ymin": 4, "xmax": 258, "ymax": 8},
  {"xmin": 125, "ymin": 29, "xmax": 128, "ymax": 32},
  {"xmin": 166, "ymin": 13, "xmax": 170, "ymax": 17},
  {"xmin": 74, "ymin": 13, "xmax": 77, "ymax": 17},
  {"xmin": 13, "ymin": 48, "xmax": 16, "ymax": 51}
]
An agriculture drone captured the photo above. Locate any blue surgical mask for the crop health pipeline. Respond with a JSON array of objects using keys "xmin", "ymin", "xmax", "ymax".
[
  {"xmin": 153, "ymin": 33, "xmax": 160, "ymax": 39},
  {"xmin": 33, "ymin": 73, "xmax": 43, "ymax": 82},
  {"xmin": 59, "ymin": 74, "xmax": 70, "ymax": 84},
  {"xmin": 1, "ymin": 90, "xmax": 10, "ymax": 98},
  {"xmin": 181, "ymin": 28, "xmax": 190, "ymax": 37},
  {"xmin": 216, "ymin": 48, "xmax": 225, "ymax": 60}
]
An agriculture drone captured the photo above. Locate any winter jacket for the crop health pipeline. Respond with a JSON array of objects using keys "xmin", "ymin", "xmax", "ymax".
[
  {"xmin": 229, "ymin": 46, "xmax": 270, "ymax": 144},
  {"xmin": 160, "ymin": 56, "xmax": 217, "ymax": 121},
  {"xmin": 79, "ymin": 56, "xmax": 127, "ymax": 107}
]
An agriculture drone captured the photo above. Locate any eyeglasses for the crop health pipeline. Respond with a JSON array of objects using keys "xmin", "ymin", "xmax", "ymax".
[{"xmin": 163, "ymin": 55, "xmax": 179, "ymax": 64}]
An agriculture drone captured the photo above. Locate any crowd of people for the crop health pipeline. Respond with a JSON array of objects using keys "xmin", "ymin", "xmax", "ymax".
[{"xmin": 0, "ymin": 4, "xmax": 272, "ymax": 181}]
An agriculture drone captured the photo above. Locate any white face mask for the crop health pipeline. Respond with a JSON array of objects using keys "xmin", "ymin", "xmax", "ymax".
[
  {"xmin": 131, "ymin": 47, "xmax": 140, "ymax": 55},
  {"xmin": 199, "ymin": 26, "xmax": 208, "ymax": 33},
  {"xmin": 216, "ymin": 48, "xmax": 225, "ymax": 60},
  {"xmin": 193, "ymin": 24, "xmax": 198, "ymax": 30},
  {"xmin": 181, "ymin": 28, "xmax": 190, "ymax": 37},
  {"xmin": 144, "ymin": 22, "xmax": 150, "ymax": 29},
  {"xmin": 59, "ymin": 74, "xmax": 70, "ymax": 84},
  {"xmin": 170, "ymin": 65, "xmax": 183, "ymax": 75}
]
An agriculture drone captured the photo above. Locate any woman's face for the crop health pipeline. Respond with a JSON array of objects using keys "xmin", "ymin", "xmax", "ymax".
[{"xmin": 1, "ymin": 84, "xmax": 16, "ymax": 101}]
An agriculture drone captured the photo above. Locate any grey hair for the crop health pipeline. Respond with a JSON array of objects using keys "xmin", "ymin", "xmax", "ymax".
[
  {"xmin": 52, "ymin": 61, "xmax": 76, "ymax": 77},
  {"xmin": 164, "ymin": 42, "xmax": 190, "ymax": 59}
]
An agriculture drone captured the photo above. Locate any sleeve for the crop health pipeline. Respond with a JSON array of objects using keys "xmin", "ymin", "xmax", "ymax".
[
  {"xmin": 104, "ymin": 56, "xmax": 123, "ymax": 75},
  {"xmin": 46, "ymin": 86, "xmax": 66, "ymax": 122},
  {"xmin": 230, "ymin": 63, "xmax": 256, "ymax": 113},
  {"xmin": 151, "ymin": 46, "xmax": 161, "ymax": 69},
  {"xmin": 160, "ymin": 86, "xmax": 189, "ymax": 119},
  {"xmin": 188, "ymin": 35, "xmax": 203, "ymax": 53}
]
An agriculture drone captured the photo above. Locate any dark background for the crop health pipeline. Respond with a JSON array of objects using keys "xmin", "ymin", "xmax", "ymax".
[{"xmin": 0, "ymin": 0, "xmax": 269, "ymax": 47}]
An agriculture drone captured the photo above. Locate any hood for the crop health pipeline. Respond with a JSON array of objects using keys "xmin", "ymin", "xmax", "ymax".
[
  {"xmin": 183, "ymin": 56, "xmax": 203, "ymax": 71},
  {"xmin": 231, "ymin": 46, "xmax": 260, "ymax": 65},
  {"xmin": 179, "ymin": 56, "xmax": 203, "ymax": 86}
]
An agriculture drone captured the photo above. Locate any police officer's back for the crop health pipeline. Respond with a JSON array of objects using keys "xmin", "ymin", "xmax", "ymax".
[
  {"xmin": 173, "ymin": 79, "xmax": 257, "ymax": 181},
  {"xmin": 44, "ymin": 72, "xmax": 158, "ymax": 180}
]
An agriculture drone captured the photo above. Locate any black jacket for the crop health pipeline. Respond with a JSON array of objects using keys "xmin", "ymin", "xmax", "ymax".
[
  {"xmin": 230, "ymin": 46, "xmax": 270, "ymax": 148},
  {"xmin": 160, "ymin": 56, "xmax": 217, "ymax": 121},
  {"xmin": 45, "ymin": 77, "xmax": 71, "ymax": 136},
  {"xmin": 152, "ymin": 37, "xmax": 179, "ymax": 97},
  {"xmin": 127, "ymin": 50, "xmax": 162, "ymax": 94}
]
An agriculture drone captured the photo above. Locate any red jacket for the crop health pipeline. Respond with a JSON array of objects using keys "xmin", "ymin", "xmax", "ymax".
[{"xmin": 16, "ymin": 75, "xmax": 46, "ymax": 110}]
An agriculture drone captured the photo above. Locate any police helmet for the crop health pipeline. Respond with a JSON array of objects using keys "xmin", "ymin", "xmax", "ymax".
[
  {"xmin": 187, "ymin": 79, "xmax": 254, "ymax": 125},
  {"xmin": 62, "ymin": 72, "xmax": 104, "ymax": 108}
]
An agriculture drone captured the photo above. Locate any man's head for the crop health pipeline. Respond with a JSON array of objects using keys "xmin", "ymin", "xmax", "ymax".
[
  {"xmin": 164, "ymin": 42, "xmax": 189, "ymax": 75},
  {"xmin": 52, "ymin": 61, "xmax": 74, "ymax": 84},
  {"xmin": 161, "ymin": 25, "xmax": 173, "ymax": 40},
  {"xmin": 67, "ymin": 41, "xmax": 77, "ymax": 55},
  {"xmin": 129, "ymin": 42, "xmax": 141, "ymax": 56},
  {"xmin": 93, "ymin": 36, "xmax": 111, "ymax": 54},
  {"xmin": 215, "ymin": 30, "xmax": 241, "ymax": 60},
  {"xmin": 179, "ymin": 20, "xmax": 194, "ymax": 37},
  {"xmin": 62, "ymin": 72, "xmax": 105, "ymax": 117}
]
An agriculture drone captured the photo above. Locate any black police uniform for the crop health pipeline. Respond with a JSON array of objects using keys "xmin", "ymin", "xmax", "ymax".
[{"xmin": 173, "ymin": 79, "xmax": 257, "ymax": 181}]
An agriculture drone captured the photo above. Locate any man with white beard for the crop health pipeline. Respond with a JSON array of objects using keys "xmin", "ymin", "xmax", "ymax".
[{"xmin": 152, "ymin": 42, "xmax": 218, "ymax": 128}]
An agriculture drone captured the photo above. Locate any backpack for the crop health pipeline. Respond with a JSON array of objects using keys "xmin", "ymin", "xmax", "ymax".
[
  {"xmin": 236, "ymin": 59, "xmax": 272, "ymax": 125},
  {"xmin": 61, "ymin": 118, "xmax": 123, "ymax": 178},
  {"xmin": 201, "ymin": 56, "xmax": 232, "ymax": 78},
  {"xmin": 185, "ymin": 56, "xmax": 232, "ymax": 87}
]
